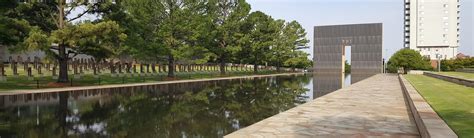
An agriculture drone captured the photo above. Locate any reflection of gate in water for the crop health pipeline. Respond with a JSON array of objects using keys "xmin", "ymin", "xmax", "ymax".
[{"xmin": 313, "ymin": 23, "xmax": 383, "ymax": 84}]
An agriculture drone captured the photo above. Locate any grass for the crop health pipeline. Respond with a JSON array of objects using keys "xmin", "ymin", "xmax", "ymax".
[
  {"xmin": 405, "ymin": 75, "xmax": 474, "ymax": 137},
  {"xmin": 0, "ymin": 66, "xmax": 288, "ymax": 91},
  {"xmin": 434, "ymin": 72, "xmax": 474, "ymax": 80}
]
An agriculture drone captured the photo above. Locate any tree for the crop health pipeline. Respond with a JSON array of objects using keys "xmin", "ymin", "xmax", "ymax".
[
  {"xmin": 5, "ymin": 0, "xmax": 125, "ymax": 83},
  {"xmin": 387, "ymin": 49, "xmax": 432, "ymax": 74},
  {"xmin": 241, "ymin": 11, "xmax": 278, "ymax": 72},
  {"xmin": 0, "ymin": 0, "xmax": 32, "ymax": 48},
  {"xmin": 344, "ymin": 60, "xmax": 351, "ymax": 74},
  {"xmin": 207, "ymin": 0, "xmax": 251, "ymax": 75},
  {"xmin": 124, "ymin": 0, "xmax": 213, "ymax": 78},
  {"xmin": 284, "ymin": 51, "xmax": 312, "ymax": 70},
  {"xmin": 441, "ymin": 57, "xmax": 474, "ymax": 71},
  {"xmin": 271, "ymin": 20, "xmax": 309, "ymax": 72}
]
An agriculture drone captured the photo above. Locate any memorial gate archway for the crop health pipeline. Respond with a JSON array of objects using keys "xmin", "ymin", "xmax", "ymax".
[{"xmin": 313, "ymin": 23, "xmax": 383, "ymax": 85}]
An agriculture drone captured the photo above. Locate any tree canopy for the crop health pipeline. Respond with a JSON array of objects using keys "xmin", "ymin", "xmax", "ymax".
[
  {"xmin": 2, "ymin": 0, "xmax": 312, "ymax": 80},
  {"xmin": 387, "ymin": 49, "xmax": 432, "ymax": 73}
]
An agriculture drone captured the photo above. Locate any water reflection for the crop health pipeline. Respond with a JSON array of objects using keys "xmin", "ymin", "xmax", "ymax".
[
  {"xmin": 311, "ymin": 73, "xmax": 351, "ymax": 99},
  {"xmin": 0, "ymin": 75, "xmax": 311, "ymax": 137}
]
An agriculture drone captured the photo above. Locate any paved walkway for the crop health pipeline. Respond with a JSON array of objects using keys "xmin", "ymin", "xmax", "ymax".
[{"xmin": 226, "ymin": 74, "xmax": 420, "ymax": 137}]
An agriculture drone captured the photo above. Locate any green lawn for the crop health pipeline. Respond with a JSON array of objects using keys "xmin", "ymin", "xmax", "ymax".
[
  {"xmin": 435, "ymin": 72, "xmax": 474, "ymax": 80},
  {"xmin": 405, "ymin": 75, "xmax": 474, "ymax": 137},
  {"xmin": 0, "ymin": 67, "xmax": 285, "ymax": 91}
]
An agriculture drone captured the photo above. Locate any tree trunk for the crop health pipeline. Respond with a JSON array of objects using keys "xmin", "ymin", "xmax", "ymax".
[
  {"xmin": 168, "ymin": 55, "xmax": 175, "ymax": 77},
  {"xmin": 276, "ymin": 61, "xmax": 281, "ymax": 72},
  {"xmin": 254, "ymin": 63, "xmax": 258, "ymax": 73},
  {"xmin": 220, "ymin": 57, "xmax": 226, "ymax": 75},
  {"xmin": 57, "ymin": 0, "xmax": 68, "ymax": 83},
  {"xmin": 58, "ymin": 44, "xmax": 69, "ymax": 83}
]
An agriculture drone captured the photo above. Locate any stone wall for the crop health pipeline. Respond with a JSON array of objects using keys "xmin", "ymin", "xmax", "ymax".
[
  {"xmin": 399, "ymin": 75, "xmax": 457, "ymax": 138},
  {"xmin": 424, "ymin": 72, "xmax": 474, "ymax": 88},
  {"xmin": 456, "ymin": 68, "xmax": 474, "ymax": 73}
]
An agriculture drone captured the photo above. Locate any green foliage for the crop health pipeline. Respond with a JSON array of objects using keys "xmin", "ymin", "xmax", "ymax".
[
  {"xmin": 284, "ymin": 51, "xmax": 312, "ymax": 69},
  {"xmin": 344, "ymin": 60, "xmax": 351, "ymax": 74},
  {"xmin": 239, "ymin": 11, "xmax": 279, "ymax": 70},
  {"xmin": 270, "ymin": 20, "xmax": 310, "ymax": 70},
  {"xmin": 0, "ymin": 17, "xmax": 31, "ymax": 47},
  {"xmin": 206, "ymin": 0, "xmax": 251, "ymax": 73},
  {"xmin": 3, "ymin": 0, "xmax": 312, "ymax": 79},
  {"xmin": 387, "ymin": 49, "xmax": 432, "ymax": 73},
  {"xmin": 440, "ymin": 57, "xmax": 474, "ymax": 71}
]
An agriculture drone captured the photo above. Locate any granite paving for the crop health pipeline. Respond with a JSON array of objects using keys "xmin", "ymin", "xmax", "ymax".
[{"xmin": 226, "ymin": 74, "xmax": 420, "ymax": 137}]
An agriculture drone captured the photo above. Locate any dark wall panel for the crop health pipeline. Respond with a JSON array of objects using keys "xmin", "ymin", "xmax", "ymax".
[{"xmin": 314, "ymin": 23, "xmax": 383, "ymax": 83}]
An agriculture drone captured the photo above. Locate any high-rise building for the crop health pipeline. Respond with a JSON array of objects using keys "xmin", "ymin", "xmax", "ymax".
[{"xmin": 404, "ymin": 0, "xmax": 460, "ymax": 60}]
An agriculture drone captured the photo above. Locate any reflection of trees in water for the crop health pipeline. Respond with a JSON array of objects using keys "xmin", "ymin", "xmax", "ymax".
[{"xmin": 0, "ymin": 75, "xmax": 311, "ymax": 137}]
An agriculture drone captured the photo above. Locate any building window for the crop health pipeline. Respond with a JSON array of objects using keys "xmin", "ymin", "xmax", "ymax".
[
  {"xmin": 444, "ymin": 22, "xmax": 449, "ymax": 26},
  {"xmin": 444, "ymin": 10, "xmax": 449, "ymax": 14},
  {"xmin": 444, "ymin": 40, "xmax": 448, "ymax": 43},
  {"xmin": 444, "ymin": 28, "xmax": 449, "ymax": 32},
  {"xmin": 444, "ymin": 4, "xmax": 449, "ymax": 8},
  {"xmin": 443, "ymin": 16, "xmax": 449, "ymax": 20},
  {"xmin": 443, "ymin": 34, "xmax": 448, "ymax": 38},
  {"xmin": 420, "ymin": 23, "xmax": 424, "ymax": 26},
  {"xmin": 420, "ymin": 29, "xmax": 424, "ymax": 32},
  {"xmin": 420, "ymin": 11, "xmax": 425, "ymax": 15},
  {"xmin": 420, "ymin": 17, "xmax": 424, "ymax": 20}
]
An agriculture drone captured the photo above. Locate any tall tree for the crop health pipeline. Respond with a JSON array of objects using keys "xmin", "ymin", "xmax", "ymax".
[
  {"xmin": 268, "ymin": 19, "xmax": 287, "ymax": 72},
  {"xmin": 207, "ymin": 0, "xmax": 250, "ymax": 75},
  {"xmin": 276, "ymin": 21, "xmax": 310, "ymax": 71},
  {"xmin": 124, "ymin": 0, "xmax": 212, "ymax": 78},
  {"xmin": 241, "ymin": 11, "xmax": 278, "ymax": 72},
  {"xmin": 6, "ymin": 0, "xmax": 126, "ymax": 83}
]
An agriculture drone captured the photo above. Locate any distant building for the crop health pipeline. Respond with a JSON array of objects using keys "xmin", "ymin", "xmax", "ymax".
[
  {"xmin": 404, "ymin": 0, "xmax": 460, "ymax": 60},
  {"xmin": 456, "ymin": 53, "xmax": 470, "ymax": 59}
]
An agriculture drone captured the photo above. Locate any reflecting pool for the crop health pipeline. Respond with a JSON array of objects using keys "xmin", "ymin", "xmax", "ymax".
[{"xmin": 0, "ymin": 73, "xmax": 350, "ymax": 137}]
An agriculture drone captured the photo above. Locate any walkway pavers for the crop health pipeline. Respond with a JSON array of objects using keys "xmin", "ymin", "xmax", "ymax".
[{"xmin": 226, "ymin": 74, "xmax": 420, "ymax": 137}]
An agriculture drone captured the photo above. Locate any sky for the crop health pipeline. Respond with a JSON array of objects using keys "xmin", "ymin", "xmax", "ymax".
[{"xmin": 247, "ymin": 0, "xmax": 473, "ymax": 60}]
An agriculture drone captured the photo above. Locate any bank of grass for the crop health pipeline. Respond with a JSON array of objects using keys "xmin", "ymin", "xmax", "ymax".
[
  {"xmin": 405, "ymin": 75, "xmax": 474, "ymax": 137},
  {"xmin": 435, "ymin": 72, "xmax": 474, "ymax": 80},
  {"xmin": 0, "ymin": 68, "xmax": 289, "ymax": 91}
]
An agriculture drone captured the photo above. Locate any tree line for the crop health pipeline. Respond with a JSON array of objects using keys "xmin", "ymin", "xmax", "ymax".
[
  {"xmin": 388, "ymin": 48, "xmax": 474, "ymax": 73},
  {"xmin": 0, "ymin": 0, "xmax": 312, "ymax": 83}
]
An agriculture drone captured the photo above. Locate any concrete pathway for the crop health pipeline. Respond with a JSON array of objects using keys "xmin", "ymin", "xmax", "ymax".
[{"xmin": 226, "ymin": 74, "xmax": 420, "ymax": 137}]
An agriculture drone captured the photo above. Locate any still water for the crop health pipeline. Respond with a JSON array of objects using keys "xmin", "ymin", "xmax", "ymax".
[{"xmin": 0, "ymin": 73, "xmax": 350, "ymax": 137}]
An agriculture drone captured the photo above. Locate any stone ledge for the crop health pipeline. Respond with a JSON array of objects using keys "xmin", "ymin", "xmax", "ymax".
[
  {"xmin": 423, "ymin": 72, "xmax": 474, "ymax": 88},
  {"xmin": 456, "ymin": 68, "xmax": 474, "ymax": 73},
  {"xmin": 0, "ymin": 73, "xmax": 304, "ymax": 95},
  {"xmin": 399, "ymin": 75, "xmax": 457, "ymax": 138}
]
